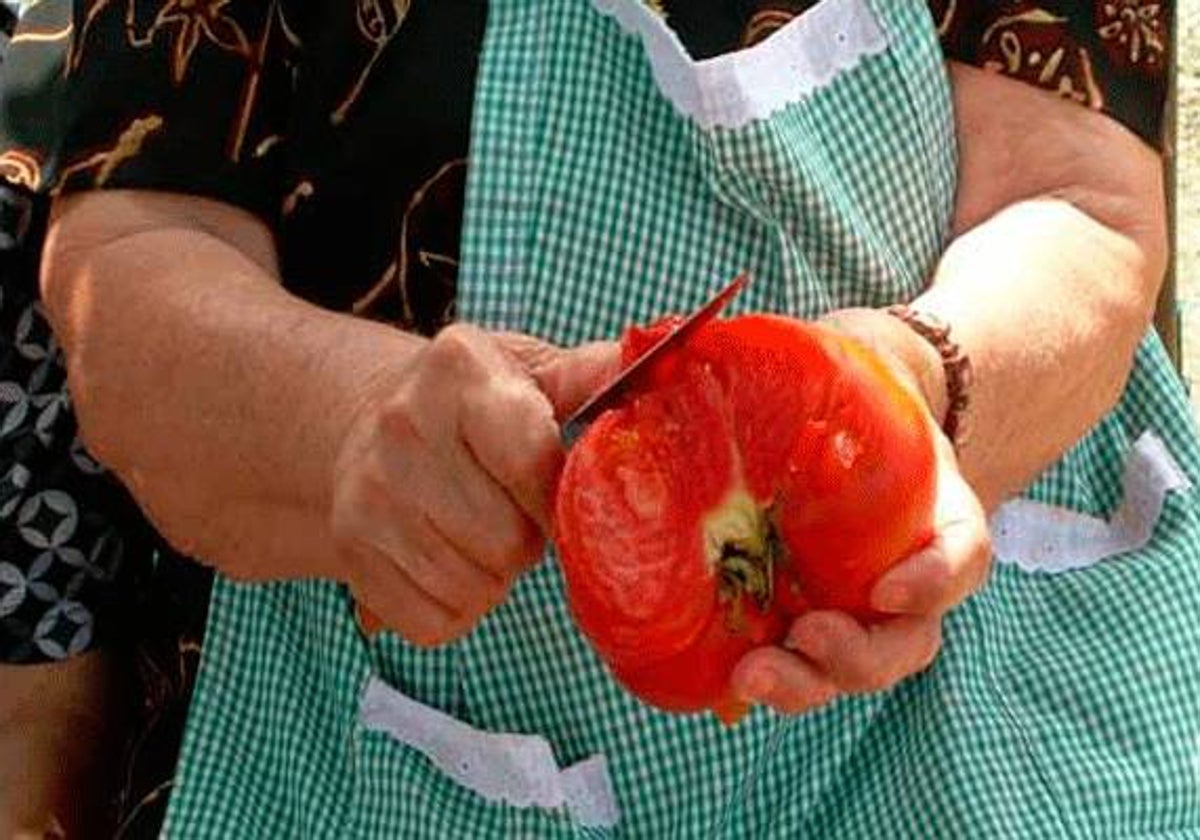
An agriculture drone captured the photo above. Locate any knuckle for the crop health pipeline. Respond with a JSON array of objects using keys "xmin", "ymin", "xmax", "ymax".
[
  {"xmin": 460, "ymin": 590, "xmax": 501, "ymax": 624},
  {"xmin": 458, "ymin": 564, "xmax": 508, "ymax": 608},
  {"xmin": 481, "ymin": 573, "xmax": 513, "ymax": 608},
  {"xmin": 440, "ymin": 612, "xmax": 477, "ymax": 643},
  {"xmin": 356, "ymin": 467, "xmax": 395, "ymax": 510},
  {"xmin": 964, "ymin": 538, "xmax": 994, "ymax": 596},
  {"xmin": 472, "ymin": 512, "xmax": 539, "ymax": 573},
  {"xmin": 501, "ymin": 523, "xmax": 545, "ymax": 570},
  {"xmin": 975, "ymin": 532, "xmax": 995, "ymax": 571},
  {"xmin": 337, "ymin": 540, "xmax": 370, "ymax": 581},
  {"xmin": 471, "ymin": 377, "xmax": 551, "ymax": 443},
  {"xmin": 525, "ymin": 418, "xmax": 564, "ymax": 474},
  {"xmin": 395, "ymin": 548, "xmax": 436, "ymax": 585},
  {"xmin": 508, "ymin": 426, "xmax": 562, "ymax": 495},
  {"xmin": 480, "ymin": 535, "xmax": 528, "ymax": 575},
  {"xmin": 405, "ymin": 627, "xmax": 445, "ymax": 649},
  {"xmin": 506, "ymin": 378, "xmax": 555, "ymax": 425},
  {"xmin": 967, "ymin": 561, "xmax": 991, "ymax": 599},
  {"xmin": 378, "ymin": 396, "xmax": 423, "ymax": 444},
  {"xmin": 429, "ymin": 324, "xmax": 485, "ymax": 373},
  {"xmin": 843, "ymin": 648, "xmax": 894, "ymax": 693},
  {"xmin": 856, "ymin": 669, "xmax": 893, "ymax": 694},
  {"xmin": 974, "ymin": 528, "xmax": 993, "ymax": 561},
  {"xmin": 793, "ymin": 691, "xmax": 837, "ymax": 716},
  {"xmin": 772, "ymin": 687, "xmax": 825, "ymax": 716},
  {"xmin": 334, "ymin": 474, "xmax": 396, "ymax": 543},
  {"xmin": 771, "ymin": 698, "xmax": 808, "ymax": 716}
]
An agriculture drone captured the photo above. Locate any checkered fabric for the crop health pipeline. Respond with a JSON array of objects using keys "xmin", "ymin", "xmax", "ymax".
[{"xmin": 163, "ymin": 1, "xmax": 1200, "ymax": 836}]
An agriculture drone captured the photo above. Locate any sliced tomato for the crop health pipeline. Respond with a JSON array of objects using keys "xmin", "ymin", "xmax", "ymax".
[{"xmin": 555, "ymin": 310, "xmax": 936, "ymax": 722}]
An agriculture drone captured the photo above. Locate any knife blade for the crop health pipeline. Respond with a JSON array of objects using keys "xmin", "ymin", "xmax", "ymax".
[{"xmin": 560, "ymin": 273, "xmax": 749, "ymax": 447}]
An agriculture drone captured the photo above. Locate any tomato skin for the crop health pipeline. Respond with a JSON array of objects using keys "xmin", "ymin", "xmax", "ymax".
[
  {"xmin": 613, "ymin": 601, "xmax": 784, "ymax": 724},
  {"xmin": 773, "ymin": 331, "xmax": 937, "ymax": 619},
  {"xmin": 554, "ymin": 312, "xmax": 936, "ymax": 721}
]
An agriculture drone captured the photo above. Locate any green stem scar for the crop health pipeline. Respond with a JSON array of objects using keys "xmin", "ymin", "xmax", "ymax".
[{"xmin": 705, "ymin": 492, "xmax": 787, "ymax": 624}]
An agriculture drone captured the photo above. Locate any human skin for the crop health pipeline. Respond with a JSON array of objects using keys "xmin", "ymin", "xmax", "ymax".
[{"xmin": 0, "ymin": 653, "xmax": 127, "ymax": 839}]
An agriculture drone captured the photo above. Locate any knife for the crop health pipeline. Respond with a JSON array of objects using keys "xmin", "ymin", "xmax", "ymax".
[{"xmin": 560, "ymin": 273, "xmax": 749, "ymax": 447}]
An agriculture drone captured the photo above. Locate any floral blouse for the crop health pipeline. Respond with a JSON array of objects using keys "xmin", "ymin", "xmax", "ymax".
[{"xmin": 0, "ymin": 0, "xmax": 1172, "ymax": 833}]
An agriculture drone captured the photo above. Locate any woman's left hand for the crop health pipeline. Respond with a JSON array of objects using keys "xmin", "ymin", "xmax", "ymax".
[{"xmin": 730, "ymin": 308, "xmax": 992, "ymax": 714}]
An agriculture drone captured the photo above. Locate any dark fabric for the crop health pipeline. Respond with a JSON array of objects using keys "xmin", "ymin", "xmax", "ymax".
[
  {"xmin": 936, "ymin": 1, "xmax": 1171, "ymax": 148},
  {"xmin": 0, "ymin": 184, "xmax": 162, "ymax": 664}
]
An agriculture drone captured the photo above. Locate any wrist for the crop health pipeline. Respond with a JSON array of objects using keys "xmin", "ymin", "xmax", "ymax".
[
  {"xmin": 305, "ymin": 314, "xmax": 426, "ymax": 512},
  {"xmin": 883, "ymin": 304, "xmax": 971, "ymax": 447}
]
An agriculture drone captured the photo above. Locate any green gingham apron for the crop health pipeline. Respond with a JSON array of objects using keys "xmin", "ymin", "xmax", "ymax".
[{"xmin": 163, "ymin": 0, "xmax": 1200, "ymax": 836}]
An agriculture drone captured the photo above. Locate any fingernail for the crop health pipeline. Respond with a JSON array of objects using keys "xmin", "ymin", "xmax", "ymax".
[
  {"xmin": 873, "ymin": 582, "xmax": 910, "ymax": 613},
  {"xmin": 788, "ymin": 624, "xmax": 828, "ymax": 660},
  {"xmin": 740, "ymin": 669, "xmax": 776, "ymax": 703}
]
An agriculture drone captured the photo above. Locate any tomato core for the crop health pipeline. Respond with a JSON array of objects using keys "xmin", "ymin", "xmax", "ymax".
[{"xmin": 705, "ymin": 492, "xmax": 782, "ymax": 615}]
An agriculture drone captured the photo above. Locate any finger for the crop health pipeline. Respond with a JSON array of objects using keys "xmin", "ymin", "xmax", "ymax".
[
  {"xmin": 360, "ymin": 500, "xmax": 510, "ymax": 618},
  {"xmin": 356, "ymin": 603, "xmax": 387, "ymax": 636},
  {"xmin": 375, "ymin": 397, "xmax": 546, "ymax": 579},
  {"xmin": 458, "ymin": 373, "xmax": 564, "ymax": 533},
  {"xmin": 786, "ymin": 611, "xmax": 943, "ymax": 695},
  {"xmin": 730, "ymin": 647, "xmax": 840, "ymax": 716},
  {"xmin": 508, "ymin": 336, "xmax": 622, "ymax": 421},
  {"xmin": 344, "ymin": 540, "xmax": 471, "ymax": 647},
  {"xmin": 419, "ymin": 327, "xmax": 596, "ymax": 532},
  {"xmin": 439, "ymin": 440, "xmax": 547, "ymax": 576},
  {"xmin": 333, "ymin": 436, "xmax": 512, "ymax": 615},
  {"xmin": 871, "ymin": 452, "xmax": 992, "ymax": 616}
]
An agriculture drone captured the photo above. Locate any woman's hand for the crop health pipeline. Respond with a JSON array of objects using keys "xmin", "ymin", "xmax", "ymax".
[
  {"xmin": 332, "ymin": 327, "xmax": 618, "ymax": 646},
  {"xmin": 730, "ymin": 308, "xmax": 992, "ymax": 714}
]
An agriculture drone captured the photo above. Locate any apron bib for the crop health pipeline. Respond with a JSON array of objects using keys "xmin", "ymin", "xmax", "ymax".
[{"xmin": 163, "ymin": 1, "xmax": 1200, "ymax": 836}]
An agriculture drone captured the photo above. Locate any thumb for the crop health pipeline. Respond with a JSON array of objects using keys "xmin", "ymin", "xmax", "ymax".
[{"xmin": 497, "ymin": 333, "xmax": 621, "ymax": 421}]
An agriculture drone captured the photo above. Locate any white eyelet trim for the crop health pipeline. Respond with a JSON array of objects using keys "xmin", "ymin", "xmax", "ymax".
[
  {"xmin": 591, "ymin": 0, "xmax": 888, "ymax": 129},
  {"xmin": 991, "ymin": 432, "xmax": 1191, "ymax": 574},
  {"xmin": 359, "ymin": 676, "xmax": 620, "ymax": 828}
]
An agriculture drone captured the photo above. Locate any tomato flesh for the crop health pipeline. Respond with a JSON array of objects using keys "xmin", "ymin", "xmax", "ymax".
[{"xmin": 555, "ymin": 313, "xmax": 936, "ymax": 722}]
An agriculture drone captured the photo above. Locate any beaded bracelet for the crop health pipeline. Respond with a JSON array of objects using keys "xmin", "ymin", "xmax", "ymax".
[{"xmin": 885, "ymin": 304, "xmax": 973, "ymax": 448}]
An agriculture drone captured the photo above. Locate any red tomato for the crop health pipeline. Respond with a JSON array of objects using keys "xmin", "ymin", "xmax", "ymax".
[{"xmin": 554, "ymin": 312, "xmax": 936, "ymax": 723}]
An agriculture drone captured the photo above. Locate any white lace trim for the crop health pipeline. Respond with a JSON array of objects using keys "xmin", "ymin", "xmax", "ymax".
[
  {"xmin": 591, "ymin": 0, "xmax": 888, "ymax": 129},
  {"xmin": 991, "ymin": 432, "xmax": 1191, "ymax": 574},
  {"xmin": 359, "ymin": 676, "xmax": 620, "ymax": 829}
]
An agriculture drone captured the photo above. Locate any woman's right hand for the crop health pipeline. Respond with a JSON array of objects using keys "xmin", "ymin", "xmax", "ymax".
[{"xmin": 331, "ymin": 325, "xmax": 618, "ymax": 646}]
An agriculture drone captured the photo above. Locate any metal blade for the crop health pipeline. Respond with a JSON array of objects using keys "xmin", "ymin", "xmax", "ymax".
[{"xmin": 560, "ymin": 274, "xmax": 749, "ymax": 447}]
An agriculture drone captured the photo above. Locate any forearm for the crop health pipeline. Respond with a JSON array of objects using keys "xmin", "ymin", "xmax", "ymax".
[
  {"xmin": 915, "ymin": 199, "xmax": 1158, "ymax": 511},
  {"xmin": 42, "ymin": 191, "xmax": 422, "ymax": 579},
  {"xmin": 913, "ymin": 63, "xmax": 1167, "ymax": 512}
]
